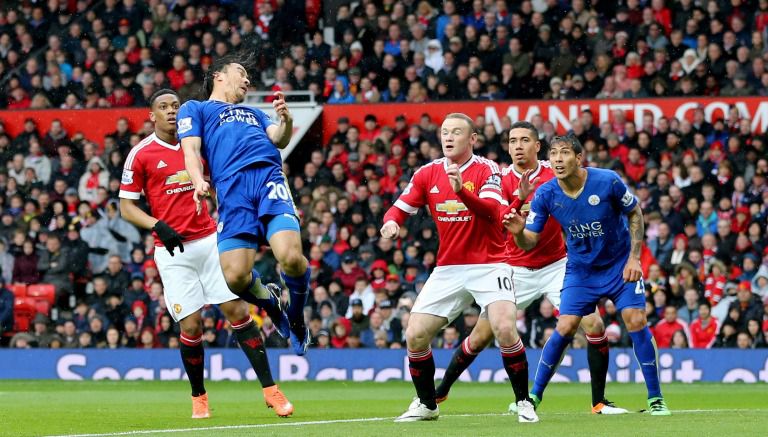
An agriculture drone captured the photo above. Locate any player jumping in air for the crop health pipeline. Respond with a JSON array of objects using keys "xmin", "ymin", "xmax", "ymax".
[
  {"xmin": 382, "ymin": 113, "xmax": 538, "ymax": 423},
  {"xmin": 119, "ymin": 89, "xmax": 293, "ymax": 418},
  {"xmin": 504, "ymin": 134, "xmax": 672, "ymax": 416},
  {"xmin": 435, "ymin": 122, "xmax": 628, "ymax": 415},
  {"xmin": 178, "ymin": 52, "xmax": 311, "ymax": 355}
]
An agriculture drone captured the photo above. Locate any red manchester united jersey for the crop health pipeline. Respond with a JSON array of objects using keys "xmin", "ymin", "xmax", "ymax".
[
  {"xmin": 119, "ymin": 133, "xmax": 217, "ymax": 246},
  {"xmin": 393, "ymin": 156, "xmax": 507, "ymax": 266},
  {"xmin": 502, "ymin": 161, "xmax": 566, "ymax": 269}
]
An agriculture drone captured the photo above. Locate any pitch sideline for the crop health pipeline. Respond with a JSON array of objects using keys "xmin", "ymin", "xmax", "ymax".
[{"xmin": 44, "ymin": 409, "xmax": 766, "ymax": 437}]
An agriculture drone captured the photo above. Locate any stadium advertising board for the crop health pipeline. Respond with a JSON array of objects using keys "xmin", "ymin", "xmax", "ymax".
[
  {"xmin": 1, "ymin": 349, "xmax": 766, "ymax": 383},
  {"xmin": 321, "ymin": 96, "xmax": 768, "ymax": 143}
]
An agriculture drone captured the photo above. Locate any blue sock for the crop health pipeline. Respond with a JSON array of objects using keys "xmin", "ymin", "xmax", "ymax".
[
  {"xmin": 629, "ymin": 327, "xmax": 662, "ymax": 399},
  {"xmin": 281, "ymin": 269, "xmax": 310, "ymax": 323},
  {"xmin": 246, "ymin": 269, "xmax": 279, "ymax": 313},
  {"xmin": 532, "ymin": 331, "xmax": 572, "ymax": 400}
]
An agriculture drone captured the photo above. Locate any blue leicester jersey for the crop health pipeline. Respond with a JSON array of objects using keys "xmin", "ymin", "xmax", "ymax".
[
  {"xmin": 176, "ymin": 100, "xmax": 280, "ymax": 184},
  {"xmin": 526, "ymin": 167, "xmax": 638, "ymax": 274}
]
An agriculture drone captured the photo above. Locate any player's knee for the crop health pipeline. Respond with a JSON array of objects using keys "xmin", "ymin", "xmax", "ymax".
[
  {"xmin": 555, "ymin": 317, "xmax": 580, "ymax": 336},
  {"xmin": 490, "ymin": 320, "xmax": 518, "ymax": 344},
  {"xmin": 222, "ymin": 269, "xmax": 249, "ymax": 294},
  {"xmin": 405, "ymin": 325, "xmax": 431, "ymax": 349},
  {"xmin": 220, "ymin": 300, "xmax": 248, "ymax": 321},
  {"xmin": 622, "ymin": 309, "xmax": 647, "ymax": 331},
  {"xmin": 279, "ymin": 252, "xmax": 307, "ymax": 276},
  {"xmin": 581, "ymin": 313, "xmax": 605, "ymax": 335}
]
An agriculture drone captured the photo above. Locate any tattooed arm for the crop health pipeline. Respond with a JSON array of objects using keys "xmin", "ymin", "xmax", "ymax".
[{"xmin": 623, "ymin": 204, "xmax": 644, "ymax": 282}]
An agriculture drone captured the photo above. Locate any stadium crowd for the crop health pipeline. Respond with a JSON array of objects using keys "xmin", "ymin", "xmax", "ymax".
[{"xmin": 0, "ymin": 0, "xmax": 768, "ymax": 351}]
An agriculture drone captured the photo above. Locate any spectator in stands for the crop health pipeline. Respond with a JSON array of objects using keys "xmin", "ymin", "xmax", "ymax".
[
  {"xmin": 653, "ymin": 305, "xmax": 690, "ymax": 348},
  {"xmin": 0, "ymin": 280, "xmax": 13, "ymax": 338},
  {"xmin": 77, "ymin": 157, "xmax": 109, "ymax": 205},
  {"xmin": 37, "ymin": 233, "xmax": 73, "ymax": 308},
  {"xmin": 12, "ymin": 239, "xmax": 39, "ymax": 285}
]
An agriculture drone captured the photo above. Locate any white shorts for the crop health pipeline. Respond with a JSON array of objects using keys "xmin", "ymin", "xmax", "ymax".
[
  {"xmin": 513, "ymin": 257, "xmax": 566, "ymax": 310},
  {"xmin": 154, "ymin": 233, "xmax": 239, "ymax": 322},
  {"xmin": 411, "ymin": 263, "xmax": 516, "ymax": 323}
]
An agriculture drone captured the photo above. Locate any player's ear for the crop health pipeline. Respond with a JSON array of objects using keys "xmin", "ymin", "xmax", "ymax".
[{"xmin": 148, "ymin": 111, "xmax": 155, "ymax": 122}]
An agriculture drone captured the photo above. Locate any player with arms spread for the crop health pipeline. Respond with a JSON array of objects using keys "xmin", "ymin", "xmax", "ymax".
[
  {"xmin": 178, "ymin": 52, "xmax": 311, "ymax": 355},
  {"xmin": 119, "ymin": 89, "xmax": 293, "ymax": 418},
  {"xmin": 434, "ymin": 121, "xmax": 628, "ymax": 415},
  {"xmin": 504, "ymin": 135, "xmax": 671, "ymax": 416},
  {"xmin": 381, "ymin": 113, "xmax": 538, "ymax": 423}
]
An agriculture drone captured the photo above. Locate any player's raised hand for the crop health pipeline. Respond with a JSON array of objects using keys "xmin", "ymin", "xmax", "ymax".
[
  {"xmin": 518, "ymin": 169, "xmax": 539, "ymax": 201},
  {"xmin": 272, "ymin": 91, "xmax": 291, "ymax": 121},
  {"xmin": 446, "ymin": 163, "xmax": 463, "ymax": 193},
  {"xmin": 502, "ymin": 208, "xmax": 526, "ymax": 235},
  {"xmin": 380, "ymin": 220, "xmax": 400, "ymax": 239},
  {"xmin": 623, "ymin": 257, "xmax": 643, "ymax": 283},
  {"xmin": 193, "ymin": 180, "xmax": 210, "ymax": 215}
]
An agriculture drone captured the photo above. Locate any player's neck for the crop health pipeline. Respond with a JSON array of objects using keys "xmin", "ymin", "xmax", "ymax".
[
  {"xmin": 155, "ymin": 129, "xmax": 177, "ymax": 145},
  {"xmin": 558, "ymin": 168, "xmax": 587, "ymax": 197},
  {"xmin": 208, "ymin": 90, "xmax": 235, "ymax": 104},
  {"xmin": 513, "ymin": 160, "xmax": 538, "ymax": 175},
  {"xmin": 447, "ymin": 152, "xmax": 473, "ymax": 167}
]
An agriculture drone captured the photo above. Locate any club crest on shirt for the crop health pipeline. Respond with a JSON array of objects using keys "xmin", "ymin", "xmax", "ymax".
[
  {"xmin": 462, "ymin": 181, "xmax": 475, "ymax": 192},
  {"xmin": 173, "ymin": 304, "xmax": 182, "ymax": 314},
  {"xmin": 217, "ymin": 221, "xmax": 224, "ymax": 233},
  {"xmin": 588, "ymin": 195, "xmax": 600, "ymax": 206}
]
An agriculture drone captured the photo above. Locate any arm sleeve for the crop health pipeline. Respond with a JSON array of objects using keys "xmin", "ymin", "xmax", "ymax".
[
  {"xmin": 456, "ymin": 186, "xmax": 503, "ymax": 223},
  {"xmin": 384, "ymin": 170, "xmax": 427, "ymax": 225},
  {"xmin": 610, "ymin": 172, "xmax": 638, "ymax": 214},
  {"xmin": 118, "ymin": 152, "xmax": 146, "ymax": 200},
  {"xmin": 524, "ymin": 190, "xmax": 550, "ymax": 234},
  {"xmin": 257, "ymin": 108, "xmax": 276, "ymax": 133},
  {"xmin": 176, "ymin": 101, "xmax": 203, "ymax": 140}
]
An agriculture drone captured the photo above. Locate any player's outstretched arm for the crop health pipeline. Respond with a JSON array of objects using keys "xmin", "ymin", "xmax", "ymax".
[
  {"xmin": 181, "ymin": 136, "xmax": 210, "ymax": 214},
  {"xmin": 266, "ymin": 91, "xmax": 293, "ymax": 149},
  {"xmin": 623, "ymin": 203, "xmax": 644, "ymax": 282}
]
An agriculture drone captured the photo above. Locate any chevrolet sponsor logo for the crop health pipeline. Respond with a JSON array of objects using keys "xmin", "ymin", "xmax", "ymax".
[
  {"xmin": 435, "ymin": 200, "xmax": 468, "ymax": 215},
  {"xmin": 165, "ymin": 170, "xmax": 192, "ymax": 185}
]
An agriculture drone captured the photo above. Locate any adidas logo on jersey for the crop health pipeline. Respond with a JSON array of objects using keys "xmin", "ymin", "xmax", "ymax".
[
  {"xmin": 157, "ymin": 160, "xmax": 168, "ymax": 169},
  {"xmin": 430, "ymin": 185, "xmax": 440, "ymax": 193}
]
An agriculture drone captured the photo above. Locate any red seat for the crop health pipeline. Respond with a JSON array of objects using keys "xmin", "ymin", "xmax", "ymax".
[
  {"xmin": 26, "ymin": 284, "xmax": 56, "ymax": 306},
  {"xmin": 10, "ymin": 283, "xmax": 27, "ymax": 298},
  {"xmin": 13, "ymin": 297, "xmax": 36, "ymax": 332}
]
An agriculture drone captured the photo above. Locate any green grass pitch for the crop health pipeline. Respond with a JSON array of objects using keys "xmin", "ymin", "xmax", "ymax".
[{"xmin": 0, "ymin": 381, "xmax": 766, "ymax": 436}]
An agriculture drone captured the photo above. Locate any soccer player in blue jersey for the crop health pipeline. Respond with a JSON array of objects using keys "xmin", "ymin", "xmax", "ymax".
[
  {"xmin": 178, "ymin": 52, "xmax": 311, "ymax": 355},
  {"xmin": 503, "ymin": 134, "xmax": 671, "ymax": 416}
]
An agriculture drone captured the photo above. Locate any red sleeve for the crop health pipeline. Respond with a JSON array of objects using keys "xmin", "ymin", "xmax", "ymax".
[
  {"xmin": 385, "ymin": 168, "xmax": 427, "ymax": 225},
  {"xmin": 456, "ymin": 186, "xmax": 504, "ymax": 223},
  {"xmin": 119, "ymin": 151, "xmax": 146, "ymax": 200}
]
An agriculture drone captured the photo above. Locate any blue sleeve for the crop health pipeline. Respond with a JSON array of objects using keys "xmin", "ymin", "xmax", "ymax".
[
  {"xmin": 176, "ymin": 101, "xmax": 203, "ymax": 139},
  {"xmin": 256, "ymin": 109, "xmax": 275, "ymax": 133},
  {"xmin": 524, "ymin": 188, "xmax": 550, "ymax": 234},
  {"xmin": 609, "ymin": 171, "xmax": 638, "ymax": 214}
]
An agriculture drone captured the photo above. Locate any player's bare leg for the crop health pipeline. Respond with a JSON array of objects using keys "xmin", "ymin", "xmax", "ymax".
[
  {"xmin": 219, "ymin": 247, "xmax": 290, "ymax": 339},
  {"xmin": 622, "ymin": 307, "xmax": 671, "ymax": 416},
  {"xmin": 530, "ymin": 314, "xmax": 583, "ymax": 408},
  {"xmin": 435, "ymin": 318, "xmax": 493, "ymax": 403},
  {"xmin": 395, "ymin": 313, "xmax": 446, "ymax": 422},
  {"xmin": 219, "ymin": 298, "xmax": 294, "ymax": 417},
  {"xmin": 486, "ymin": 301, "xmax": 538, "ymax": 423},
  {"xmin": 177, "ymin": 311, "xmax": 209, "ymax": 418},
  {"xmin": 581, "ymin": 311, "xmax": 628, "ymax": 414},
  {"xmin": 269, "ymin": 229, "xmax": 311, "ymax": 355}
]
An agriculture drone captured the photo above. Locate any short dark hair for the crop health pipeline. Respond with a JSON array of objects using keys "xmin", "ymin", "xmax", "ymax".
[
  {"xmin": 444, "ymin": 112, "xmax": 475, "ymax": 133},
  {"xmin": 509, "ymin": 121, "xmax": 539, "ymax": 140},
  {"xmin": 203, "ymin": 50, "xmax": 257, "ymax": 97},
  {"xmin": 149, "ymin": 88, "xmax": 179, "ymax": 108},
  {"xmin": 549, "ymin": 134, "xmax": 583, "ymax": 154}
]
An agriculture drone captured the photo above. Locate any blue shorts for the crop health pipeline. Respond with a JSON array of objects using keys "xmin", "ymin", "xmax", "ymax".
[
  {"xmin": 215, "ymin": 164, "xmax": 299, "ymax": 253},
  {"xmin": 559, "ymin": 267, "xmax": 646, "ymax": 317}
]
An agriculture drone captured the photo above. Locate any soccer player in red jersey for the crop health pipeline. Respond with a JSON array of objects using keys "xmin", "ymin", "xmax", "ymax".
[
  {"xmin": 119, "ymin": 89, "xmax": 293, "ymax": 419},
  {"xmin": 434, "ymin": 121, "xmax": 628, "ymax": 415},
  {"xmin": 381, "ymin": 113, "xmax": 538, "ymax": 423}
]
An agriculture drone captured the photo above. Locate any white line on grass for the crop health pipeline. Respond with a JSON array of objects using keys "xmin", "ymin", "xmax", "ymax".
[{"xmin": 44, "ymin": 409, "xmax": 767, "ymax": 437}]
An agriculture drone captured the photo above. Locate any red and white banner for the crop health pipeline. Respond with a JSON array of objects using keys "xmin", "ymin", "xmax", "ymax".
[{"xmin": 321, "ymin": 97, "xmax": 768, "ymax": 144}]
